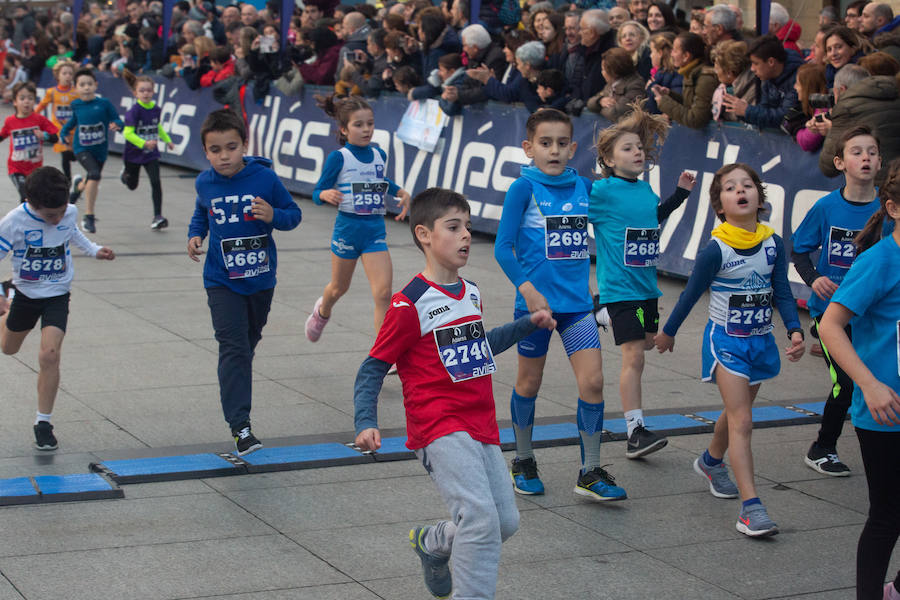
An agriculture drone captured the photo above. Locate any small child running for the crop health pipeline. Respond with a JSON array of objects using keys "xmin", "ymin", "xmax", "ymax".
[
  {"xmin": 35, "ymin": 59, "xmax": 78, "ymax": 183},
  {"xmin": 818, "ymin": 158, "xmax": 900, "ymax": 600},
  {"xmin": 59, "ymin": 67, "xmax": 124, "ymax": 233},
  {"xmin": 187, "ymin": 109, "xmax": 302, "ymax": 455},
  {"xmin": 655, "ymin": 163, "xmax": 805, "ymax": 538},
  {"xmin": 0, "ymin": 167, "xmax": 115, "ymax": 450},
  {"xmin": 354, "ymin": 188, "xmax": 555, "ymax": 600},
  {"xmin": 306, "ymin": 95, "xmax": 411, "ymax": 342},
  {"xmin": 589, "ymin": 103, "xmax": 695, "ymax": 459},
  {"xmin": 0, "ymin": 81, "xmax": 59, "ymax": 202},
  {"xmin": 120, "ymin": 69, "xmax": 175, "ymax": 230}
]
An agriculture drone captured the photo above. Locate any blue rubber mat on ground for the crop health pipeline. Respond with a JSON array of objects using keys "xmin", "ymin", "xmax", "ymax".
[
  {"xmin": 98, "ymin": 453, "xmax": 241, "ymax": 483},
  {"xmin": 240, "ymin": 443, "xmax": 363, "ymax": 466},
  {"xmin": 0, "ymin": 477, "xmax": 38, "ymax": 498},
  {"xmin": 32, "ymin": 473, "xmax": 123, "ymax": 503},
  {"xmin": 695, "ymin": 406, "xmax": 809, "ymax": 423},
  {"xmin": 793, "ymin": 401, "xmax": 826, "ymax": 415},
  {"xmin": 604, "ymin": 414, "xmax": 707, "ymax": 434},
  {"xmin": 374, "ymin": 436, "xmax": 415, "ymax": 456},
  {"xmin": 533, "ymin": 422, "xmax": 579, "ymax": 441}
]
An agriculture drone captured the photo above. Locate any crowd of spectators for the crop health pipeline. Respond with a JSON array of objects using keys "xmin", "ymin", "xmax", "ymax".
[{"xmin": 1, "ymin": 0, "xmax": 900, "ymax": 179}]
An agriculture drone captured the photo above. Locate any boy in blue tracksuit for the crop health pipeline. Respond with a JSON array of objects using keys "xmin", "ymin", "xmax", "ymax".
[
  {"xmin": 58, "ymin": 68, "xmax": 124, "ymax": 234},
  {"xmin": 495, "ymin": 109, "xmax": 625, "ymax": 502},
  {"xmin": 187, "ymin": 109, "xmax": 302, "ymax": 455}
]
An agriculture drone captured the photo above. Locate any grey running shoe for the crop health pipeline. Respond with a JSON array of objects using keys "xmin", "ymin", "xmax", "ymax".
[
  {"xmin": 409, "ymin": 526, "xmax": 451, "ymax": 599},
  {"xmin": 693, "ymin": 456, "xmax": 739, "ymax": 499},
  {"xmin": 804, "ymin": 443, "xmax": 850, "ymax": 477},
  {"xmin": 82, "ymin": 214, "xmax": 96, "ymax": 233},
  {"xmin": 736, "ymin": 503, "xmax": 779, "ymax": 537}
]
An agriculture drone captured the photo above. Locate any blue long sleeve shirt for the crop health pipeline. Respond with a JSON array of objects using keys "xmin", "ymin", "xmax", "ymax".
[
  {"xmin": 58, "ymin": 96, "xmax": 124, "ymax": 161},
  {"xmin": 312, "ymin": 143, "xmax": 400, "ymax": 205},
  {"xmin": 188, "ymin": 156, "xmax": 301, "ymax": 295},
  {"xmin": 662, "ymin": 234, "xmax": 801, "ymax": 337}
]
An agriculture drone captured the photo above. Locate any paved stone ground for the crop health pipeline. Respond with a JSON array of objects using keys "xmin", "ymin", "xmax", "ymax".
[{"xmin": 0, "ymin": 125, "xmax": 895, "ymax": 599}]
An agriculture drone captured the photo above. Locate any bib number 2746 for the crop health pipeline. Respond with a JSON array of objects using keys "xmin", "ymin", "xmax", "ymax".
[{"xmin": 434, "ymin": 320, "xmax": 496, "ymax": 382}]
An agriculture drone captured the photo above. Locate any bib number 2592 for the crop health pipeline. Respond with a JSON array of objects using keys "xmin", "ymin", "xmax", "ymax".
[{"xmin": 434, "ymin": 320, "xmax": 496, "ymax": 382}]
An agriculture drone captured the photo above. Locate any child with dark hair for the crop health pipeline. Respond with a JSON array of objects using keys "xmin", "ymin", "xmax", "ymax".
[
  {"xmin": 818, "ymin": 158, "xmax": 900, "ymax": 599},
  {"xmin": 187, "ymin": 109, "xmax": 302, "ymax": 455},
  {"xmin": 0, "ymin": 81, "xmax": 59, "ymax": 202},
  {"xmin": 0, "ymin": 167, "xmax": 114, "ymax": 451},
  {"xmin": 391, "ymin": 65, "xmax": 421, "ymax": 95},
  {"xmin": 656, "ymin": 163, "xmax": 805, "ymax": 538},
  {"xmin": 58, "ymin": 68, "xmax": 124, "ymax": 233},
  {"xmin": 354, "ymin": 187, "xmax": 555, "ymax": 599},
  {"xmin": 535, "ymin": 69, "xmax": 569, "ymax": 110},
  {"xmin": 587, "ymin": 47, "xmax": 647, "ymax": 121},
  {"xmin": 200, "ymin": 46, "xmax": 235, "ymax": 87},
  {"xmin": 305, "ymin": 95, "xmax": 411, "ymax": 344}
]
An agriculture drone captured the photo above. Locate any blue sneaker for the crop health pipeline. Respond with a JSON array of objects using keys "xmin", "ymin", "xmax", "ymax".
[
  {"xmin": 693, "ymin": 456, "xmax": 739, "ymax": 499},
  {"xmin": 574, "ymin": 466, "xmax": 627, "ymax": 501},
  {"xmin": 409, "ymin": 526, "xmax": 452, "ymax": 598},
  {"xmin": 736, "ymin": 503, "xmax": 779, "ymax": 538},
  {"xmin": 510, "ymin": 456, "xmax": 544, "ymax": 495}
]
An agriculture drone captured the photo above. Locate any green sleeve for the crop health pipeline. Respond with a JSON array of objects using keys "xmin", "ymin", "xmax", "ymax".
[
  {"xmin": 157, "ymin": 123, "xmax": 172, "ymax": 144},
  {"xmin": 122, "ymin": 125, "xmax": 145, "ymax": 149}
]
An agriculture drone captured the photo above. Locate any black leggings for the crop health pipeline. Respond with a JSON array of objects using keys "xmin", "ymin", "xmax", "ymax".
[
  {"xmin": 813, "ymin": 318, "xmax": 853, "ymax": 449},
  {"xmin": 855, "ymin": 426, "xmax": 900, "ymax": 599},
  {"xmin": 60, "ymin": 150, "xmax": 76, "ymax": 183},
  {"xmin": 122, "ymin": 159, "xmax": 163, "ymax": 217}
]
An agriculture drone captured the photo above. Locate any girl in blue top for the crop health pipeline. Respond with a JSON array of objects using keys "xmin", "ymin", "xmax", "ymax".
[
  {"xmin": 305, "ymin": 95, "xmax": 411, "ymax": 343},
  {"xmin": 819, "ymin": 159, "xmax": 900, "ymax": 600},
  {"xmin": 589, "ymin": 104, "xmax": 695, "ymax": 459},
  {"xmin": 655, "ymin": 164, "xmax": 805, "ymax": 538},
  {"xmin": 791, "ymin": 125, "xmax": 883, "ymax": 477}
]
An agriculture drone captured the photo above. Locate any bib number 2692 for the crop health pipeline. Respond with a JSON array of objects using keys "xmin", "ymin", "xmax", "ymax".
[
  {"xmin": 545, "ymin": 216, "xmax": 588, "ymax": 260},
  {"xmin": 434, "ymin": 320, "xmax": 496, "ymax": 382}
]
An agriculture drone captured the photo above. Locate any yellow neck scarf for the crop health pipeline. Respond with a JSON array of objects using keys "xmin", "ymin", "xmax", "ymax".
[
  {"xmin": 710, "ymin": 221, "xmax": 775, "ymax": 249},
  {"xmin": 677, "ymin": 58, "xmax": 701, "ymax": 77}
]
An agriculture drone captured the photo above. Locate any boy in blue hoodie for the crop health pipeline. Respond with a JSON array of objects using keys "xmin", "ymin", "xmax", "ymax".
[
  {"xmin": 59, "ymin": 68, "xmax": 124, "ymax": 233},
  {"xmin": 494, "ymin": 109, "xmax": 625, "ymax": 502},
  {"xmin": 187, "ymin": 109, "xmax": 302, "ymax": 455}
]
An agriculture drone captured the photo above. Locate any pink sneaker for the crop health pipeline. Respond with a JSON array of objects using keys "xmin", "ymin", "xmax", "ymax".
[
  {"xmin": 885, "ymin": 583, "xmax": 900, "ymax": 600},
  {"xmin": 305, "ymin": 297, "xmax": 329, "ymax": 342}
]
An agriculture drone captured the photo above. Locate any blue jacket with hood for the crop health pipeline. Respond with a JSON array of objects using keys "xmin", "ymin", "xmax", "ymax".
[
  {"xmin": 742, "ymin": 49, "xmax": 803, "ymax": 130},
  {"xmin": 188, "ymin": 156, "xmax": 301, "ymax": 294}
]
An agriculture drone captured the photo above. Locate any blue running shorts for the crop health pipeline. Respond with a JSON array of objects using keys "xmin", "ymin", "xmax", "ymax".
[
  {"xmin": 514, "ymin": 310, "xmax": 601, "ymax": 358},
  {"xmin": 330, "ymin": 211, "xmax": 388, "ymax": 259},
  {"xmin": 701, "ymin": 320, "xmax": 781, "ymax": 385}
]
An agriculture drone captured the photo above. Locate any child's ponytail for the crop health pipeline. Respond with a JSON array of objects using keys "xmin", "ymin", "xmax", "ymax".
[
  {"xmin": 855, "ymin": 158, "xmax": 900, "ymax": 254},
  {"xmin": 122, "ymin": 68, "xmax": 137, "ymax": 92},
  {"xmin": 315, "ymin": 93, "xmax": 373, "ymax": 145}
]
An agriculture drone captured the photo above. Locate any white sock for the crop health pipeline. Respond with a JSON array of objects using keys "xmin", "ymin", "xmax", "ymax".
[
  {"xmin": 35, "ymin": 412, "xmax": 52, "ymax": 425},
  {"xmin": 625, "ymin": 409, "xmax": 644, "ymax": 437}
]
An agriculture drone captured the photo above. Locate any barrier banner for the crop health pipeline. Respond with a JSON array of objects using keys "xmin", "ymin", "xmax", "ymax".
[{"xmin": 40, "ymin": 71, "xmax": 837, "ymax": 297}]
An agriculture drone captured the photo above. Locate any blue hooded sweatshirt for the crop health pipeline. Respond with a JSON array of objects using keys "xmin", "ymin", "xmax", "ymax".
[{"xmin": 188, "ymin": 156, "xmax": 301, "ymax": 294}]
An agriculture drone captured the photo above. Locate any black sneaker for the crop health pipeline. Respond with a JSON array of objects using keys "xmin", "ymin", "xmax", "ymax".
[
  {"xmin": 34, "ymin": 422, "xmax": 58, "ymax": 451},
  {"xmin": 804, "ymin": 443, "xmax": 850, "ymax": 477},
  {"xmin": 69, "ymin": 174, "xmax": 83, "ymax": 204},
  {"xmin": 625, "ymin": 425, "xmax": 668, "ymax": 459},
  {"xmin": 510, "ymin": 456, "xmax": 544, "ymax": 495},
  {"xmin": 150, "ymin": 216, "xmax": 169, "ymax": 230},
  {"xmin": 1, "ymin": 279, "xmax": 14, "ymax": 299},
  {"xmin": 82, "ymin": 214, "xmax": 96, "ymax": 233},
  {"xmin": 574, "ymin": 465, "xmax": 627, "ymax": 501},
  {"xmin": 233, "ymin": 423, "xmax": 262, "ymax": 456}
]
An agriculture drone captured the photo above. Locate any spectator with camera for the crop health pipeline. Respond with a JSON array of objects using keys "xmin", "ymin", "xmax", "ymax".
[
  {"xmin": 817, "ymin": 65, "xmax": 900, "ymax": 181},
  {"xmin": 337, "ymin": 12, "xmax": 372, "ymax": 72},
  {"xmin": 791, "ymin": 63, "xmax": 829, "ymax": 151}
]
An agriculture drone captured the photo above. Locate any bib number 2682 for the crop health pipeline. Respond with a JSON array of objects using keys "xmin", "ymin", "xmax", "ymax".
[{"xmin": 434, "ymin": 320, "xmax": 496, "ymax": 382}]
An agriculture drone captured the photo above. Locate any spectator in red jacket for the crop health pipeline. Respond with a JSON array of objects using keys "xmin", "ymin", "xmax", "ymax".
[{"xmin": 200, "ymin": 46, "xmax": 235, "ymax": 87}]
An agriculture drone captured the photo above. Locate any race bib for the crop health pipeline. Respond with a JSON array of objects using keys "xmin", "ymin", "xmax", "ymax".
[
  {"xmin": 11, "ymin": 128, "xmax": 41, "ymax": 162},
  {"xmin": 136, "ymin": 123, "xmax": 158, "ymax": 142},
  {"xmin": 351, "ymin": 182, "xmax": 388, "ymax": 215},
  {"xmin": 624, "ymin": 227, "xmax": 660, "ymax": 267},
  {"xmin": 827, "ymin": 226, "xmax": 859, "ymax": 268},
  {"xmin": 433, "ymin": 320, "xmax": 496, "ymax": 382},
  {"xmin": 77, "ymin": 124, "xmax": 105, "ymax": 147},
  {"xmin": 55, "ymin": 104, "xmax": 73, "ymax": 123},
  {"xmin": 544, "ymin": 215, "xmax": 588, "ymax": 260},
  {"xmin": 726, "ymin": 292, "xmax": 773, "ymax": 337},
  {"xmin": 19, "ymin": 244, "xmax": 66, "ymax": 281},
  {"xmin": 220, "ymin": 235, "xmax": 270, "ymax": 280}
]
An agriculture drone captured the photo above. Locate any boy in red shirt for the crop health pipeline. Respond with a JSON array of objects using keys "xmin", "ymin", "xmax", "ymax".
[
  {"xmin": 0, "ymin": 82, "xmax": 58, "ymax": 202},
  {"xmin": 354, "ymin": 188, "xmax": 555, "ymax": 599}
]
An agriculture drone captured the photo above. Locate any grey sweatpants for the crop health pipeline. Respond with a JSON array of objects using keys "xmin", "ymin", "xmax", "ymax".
[{"xmin": 415, "ymin": 431, "xmax": 520, "ymax": 600}]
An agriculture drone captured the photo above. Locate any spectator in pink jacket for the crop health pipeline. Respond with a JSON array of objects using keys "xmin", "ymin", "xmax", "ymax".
[{"xmin": 794, "ymin": 62, "xmax": 828, "ymax": 151}]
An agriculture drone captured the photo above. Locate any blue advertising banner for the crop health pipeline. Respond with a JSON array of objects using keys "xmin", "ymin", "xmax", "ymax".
[{"xmin": 40, "ymin": 71, "xmax": 837, "ymax": 298}]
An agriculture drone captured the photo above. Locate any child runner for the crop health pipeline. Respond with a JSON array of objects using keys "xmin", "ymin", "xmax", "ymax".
[
  {"xmin": 0, "ymin": 167, "xmax": 115, "ymax": 450},
  {"xmin": 59, "ymin": 68, "xmax": 124, "ymax": 234},
  {"xmin": 305, "ymin": 95, "xmax": 411, "ymax": 342},
  {"xmin": 818, "ymin": 158, "xmax": 900, "ymax": 600},
  {"xmin": 0, "ymin": 82, "xmax": 59, "ymax": 202},
  {"xmin": 590, "ymin": 103, "xmax": 695, "ymax": 459},
  {"xmin": 187, "ymin": 109, "xmax": 301, "ymax": 455},
  {"xmin": 655, "ymin": 163, "xmax": 805, "ymax": 538},
  {"xmin": 35, "ymin": 59, "xmax": 78, "ymax": 185},
  {"xmin": 494, "ymin": 108, "xmax": 624, "ymax": 501},
  {"xmin": 354, "ymin": 188, "xmax": 556, "ymax": 600},
  {"xmin": 120, "ymin": 69, "xmax": 175, "ymax": 230},
  {"xmin": 791, "ymin": 125, "xmax": 884, "ymax": 477}
]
